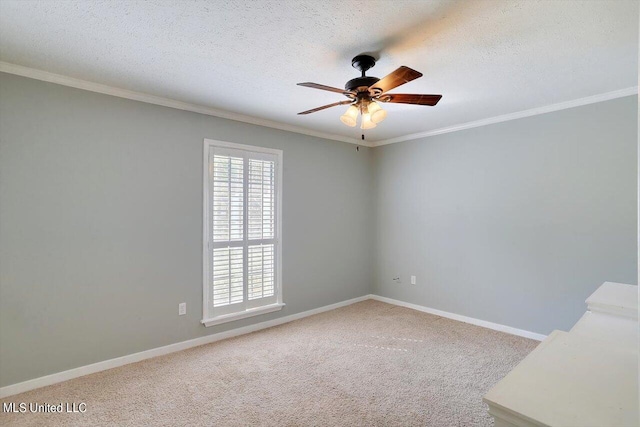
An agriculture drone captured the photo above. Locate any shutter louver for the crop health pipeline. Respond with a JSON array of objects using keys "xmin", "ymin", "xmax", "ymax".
[
  {"xmin": 212, "ymin": 155, "xmax": 243, "ymax": 243},
  {"xmin": 248, "ymin": 244, "xmax": 275, "ymax": 299},
  {"xmin": 213, "ymin": 247, "xmax": 244, "ymax": 306}
]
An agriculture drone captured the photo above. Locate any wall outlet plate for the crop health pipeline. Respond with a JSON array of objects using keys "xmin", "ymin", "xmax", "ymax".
[
  {"xmin": 411, "ymin": 276, "xmax": 416, "ymax": 285},
  {"xmin": 178, "ymin": 302, "xmax": 186, "ymax": 315}
]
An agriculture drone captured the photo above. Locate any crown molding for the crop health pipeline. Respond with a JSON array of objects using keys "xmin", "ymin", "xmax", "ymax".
[
  {"xmin": 0, "ymin": 61, "xmax": 371, "ymax": 147},
  {"xmin": 1, "ymin": 61, "xmax": 635, "ymax": 149},
  {"xmin": 373, "ymin": 86, "xmax": 639, "ymax": 147}
]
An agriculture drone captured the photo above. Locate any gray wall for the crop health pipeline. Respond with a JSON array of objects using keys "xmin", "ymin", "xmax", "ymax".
[
  {"xmin": 0, "ymin": 73, "xmax": 374, "ymax": 387},
  {"xmin": 373, "ymin": 96, "xmax": 638, "ymax": 335}
]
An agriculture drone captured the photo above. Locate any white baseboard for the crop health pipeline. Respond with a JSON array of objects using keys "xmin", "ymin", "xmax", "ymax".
[
  {"xmin": 1, "ymin": 293, "xmax": 546, "ymax": 398},
  {"xmin": 0, "ymin": 295, "xmax": 370, "ymax": 398},
  {"xmin": 369, "ymin": 295, "xmax": 547, "ymax": 341}
]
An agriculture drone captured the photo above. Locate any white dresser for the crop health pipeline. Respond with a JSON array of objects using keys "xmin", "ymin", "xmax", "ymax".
[{"xmin": 484, "ymin": 282, "xmax": 639, "ymax": 427}]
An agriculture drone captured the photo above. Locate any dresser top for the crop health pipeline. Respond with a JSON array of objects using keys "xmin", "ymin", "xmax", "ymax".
[
  {"xmin": 484, "ymin": 330, "xmax": 639, "ymax": 427},
  {"xmin": 586, "ymin": 282, "xmax": 638, "ymax": 318}
]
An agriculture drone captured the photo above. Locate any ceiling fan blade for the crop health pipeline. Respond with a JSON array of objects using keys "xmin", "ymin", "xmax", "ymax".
[
  {"xmin": 297, "ymin": 82, "xmax": 352, "ymax": 95},
  {"xmin": 379, "ymin": 94, "xmax": 442, "ymax": 106},
  {"xmin": 298, "ymin": 100, "xmax": 352, "ymax": 115},
  {"xmin": 369, "ymin": 66, "xmax": 423, "ymax": 95}
]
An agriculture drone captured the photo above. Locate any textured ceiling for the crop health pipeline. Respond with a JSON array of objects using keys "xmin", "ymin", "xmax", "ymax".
[{"xmin": 0, "ymin": 0, "xmax": 638, "ymax": 142}]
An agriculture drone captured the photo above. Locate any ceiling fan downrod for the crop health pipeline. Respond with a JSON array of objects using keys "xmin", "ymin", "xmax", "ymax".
[{"xmin": 345, "ymin": 55, "xmax": 380, "ymax": 93}]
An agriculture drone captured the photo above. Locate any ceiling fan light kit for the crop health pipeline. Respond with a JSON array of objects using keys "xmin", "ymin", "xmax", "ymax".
[
  {"xmin": 297, "ymin": 54, "xmax": 442, "ymax": 130},
  {"xmin": 340, "ymin": 101, "xmax": 385, "ymax": 128}
]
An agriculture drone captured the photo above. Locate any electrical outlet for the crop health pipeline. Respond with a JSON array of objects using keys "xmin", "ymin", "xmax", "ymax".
[
  {"xmin": 411, "ymin": 276, "xmax": 416, "ymax": 285},
  {"xmin": 178, "ymin": 302, "xmax": 186, "ymax": 316}
]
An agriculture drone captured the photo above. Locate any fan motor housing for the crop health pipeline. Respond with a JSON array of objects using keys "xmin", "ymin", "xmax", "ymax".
[{"xmin": 345, "ymin": 76, "xmax": 379, "ymax": 92}]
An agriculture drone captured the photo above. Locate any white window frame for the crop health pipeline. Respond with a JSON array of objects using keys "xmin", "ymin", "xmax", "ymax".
[{"xmin": 201, "ymin": 139, "xmax": 284, "ymax": 327}]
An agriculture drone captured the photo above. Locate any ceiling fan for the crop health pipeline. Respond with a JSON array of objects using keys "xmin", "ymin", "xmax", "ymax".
[{"xmin": 297, "ymin": 54, "xmax": 442, "ymax": 130}]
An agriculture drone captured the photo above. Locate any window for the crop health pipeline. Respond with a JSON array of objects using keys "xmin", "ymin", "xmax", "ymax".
[{"xmin": 202, "ymin": 139, "xmax": 283, "ymax": 327}]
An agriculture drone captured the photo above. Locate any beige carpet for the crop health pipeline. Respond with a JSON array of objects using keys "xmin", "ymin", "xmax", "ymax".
[{"xmin": 1, "ymin": 300, "xmax": 538, "ymax": 426}]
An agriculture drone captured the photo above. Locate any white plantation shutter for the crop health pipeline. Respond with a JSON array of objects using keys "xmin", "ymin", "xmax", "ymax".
[
  {"xmin": 212, "ymin": 154, "xmax": 244, "ymax": 309},
  {"xmin": 205, "ymin": 142, "xmax": 282, "ymax": 320},
  {"xmin": 247, "ymin": 158, "xmax": 276, "ymax": 304},
  {"xmin": 248, "ymin": 244, "xmax": 274, "ymax": 300},
  {"xmin": 248, "ymin": 158, "xmax": 275, "ymax": 241}
]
